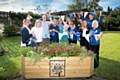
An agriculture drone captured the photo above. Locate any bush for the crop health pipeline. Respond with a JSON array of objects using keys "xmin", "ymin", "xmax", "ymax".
[
  {"xmin": 3, "ymin": 25, "xmax": 17, "ymax": 36},
  {"xmin": 0, "ymin": 34, "xmax": 3, "ymax": 41}
]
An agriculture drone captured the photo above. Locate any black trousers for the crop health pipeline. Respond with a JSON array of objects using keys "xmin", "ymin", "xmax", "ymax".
[
  {"xmin": 90, "ymin": 45, "xmax": 100, "ymax": 68},
  {"xmin": 68, "ymin": 39, "xmax": 77, "ymax": 44},
  {"xmin": 80, "ymin": 37, "xmax": 90, "ymax": 50}
]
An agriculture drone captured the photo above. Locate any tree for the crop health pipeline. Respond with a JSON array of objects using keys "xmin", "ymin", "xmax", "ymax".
[
  {"xmin": 87, "ymin": 0, "xmax": 103, "ymax": 12},
  {"xmin": 111, "ymin": 6, "xmax": 120, "ymax": 24},
  {"xmin": 103, "ymin": 5, "xmax": 120, "ymax": 30},
  {"xmin": 68, "ymin": 0, "xmax": 85, "ymax": 10}
]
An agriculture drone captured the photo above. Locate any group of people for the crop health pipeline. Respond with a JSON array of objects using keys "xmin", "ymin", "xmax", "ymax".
[{"xmin": 21, "ymin": 11, "xmax": 103, "ymax": 68}]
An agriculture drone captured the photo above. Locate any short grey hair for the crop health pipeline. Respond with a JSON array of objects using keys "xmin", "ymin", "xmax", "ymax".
[{"xmin": 92, "ymin": 20, "xmax": 98, "ymax": 28}]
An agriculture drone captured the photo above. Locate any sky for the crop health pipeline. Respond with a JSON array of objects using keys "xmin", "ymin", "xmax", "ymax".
[{"xmin": 0, "ymin": 0, "xmax": 120, "ymax": 13}]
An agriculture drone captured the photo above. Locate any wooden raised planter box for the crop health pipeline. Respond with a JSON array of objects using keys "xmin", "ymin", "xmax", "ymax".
[{"xmin": 22, "ymin": 56, "xmax": 94, "ymax": 79}]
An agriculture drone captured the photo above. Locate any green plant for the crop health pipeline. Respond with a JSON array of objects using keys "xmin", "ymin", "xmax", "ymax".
[
  {"xmin": 3, "ymin": 25, "xmax": 17, "ymax": 36},
  {"xmin": 0, "ymin": 34, "xmax": 3, "ymax": 41},
  {"xmin": 21, "ymin": 42, "xmax": 95, "ymax": 64}
]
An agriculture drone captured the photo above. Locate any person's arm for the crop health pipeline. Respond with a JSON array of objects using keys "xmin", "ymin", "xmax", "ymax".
[
  {"xmin": 31, "ymin": 27, "xmax": 36, "ymax": 38},
  {"xmin": 80, "ymin": 11, "xmax": 85, "ymax": 21},
  {"xmin": 100, "ymin": 32, "xmax": 102, "ymax": 38},
  {"xmin": 49, "ymin": 24, "xmax": 53, "ymax": 33},
  {"xmin": 53, "ymin": 25, "xmax": 60, "ymax": 33},
  {"xmin": 73, "ymin": 12, "xmax": 79, "ymax": 28},
  {"xmin": 88, "ymin": 29, "xmax": 93, "ymax": 37},
  {"xmin": 22, "ymin": 28, "xmax": 32, "ymax": 43},
  {"xmin": 98, "ymin": 11, "xmax": 103, "ymax": 24}
]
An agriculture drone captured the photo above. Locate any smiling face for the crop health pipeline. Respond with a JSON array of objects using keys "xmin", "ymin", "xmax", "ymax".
[
  {"xmin": 92, "ymin": 20, "xmax": 98, "ymax": 29},
  {"xmin": 42, "ymin": 15, "xmax": 47, "ymax": 21},
  {"xmin": 24, "ymin": 19, "xmax": 30, "ymax": 27},
  {"xmin": 53, "ymin": 19, "xmax": 57, "ymax": 26},
  {"xmin": 89, "ymin": 14, "xmax": 93, "ymax": 20},
  {"xmin": 59, "ymin": 19, "xmax": 63, "ymax": 24},
  {"xmin": 83, "ymin": 20, "xmax": 88, "ymax": 28},
  {"xmin": 69, "ymin": 22, "xmax": 74, "ymax": 29},
  {"xmin": 35, "ymin": 20, "xmax": 41, "ymax": 28}
]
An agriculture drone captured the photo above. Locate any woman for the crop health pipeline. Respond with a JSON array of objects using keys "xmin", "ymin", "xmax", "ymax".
[
  {"xmin": 68, "ymin": 22, "xmax": 79, "ymax": 44},
  {"xmin": 89, "ymin": 20, "xmax": 102, "ymax": 68},
  {"xmin": 57, "ymin": 18, "xmax": 64, "ymax": 33},
  {"xmin": 31, "ymin": 19, "xmax": 43, "ymax": 46},
  {"xmin": 76, "ymin": 19, "xmax": 83, "ymax": 46},
  {"xmin": 80, "ymin": 20, "xmax": 90, "ymax": 51},
  {"xmin": 63, "ymin": 17, "xmax": 72, "ymax": 32},
  {"xmin": 49, "ymin": 19, "xmax": 60, "ymax": 43},
  {"xmin": 80, "ymin": 11, "xmax": 103, "ymax": 29}
]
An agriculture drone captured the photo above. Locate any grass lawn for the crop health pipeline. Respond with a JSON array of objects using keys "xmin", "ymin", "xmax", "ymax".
[
  {"xmin": 0, "ymin": 31, "xmax": 120, "ymax": 80},
  {"xmin": 95, "ymin": 31, "xmax": 120, "ymax": 80}
]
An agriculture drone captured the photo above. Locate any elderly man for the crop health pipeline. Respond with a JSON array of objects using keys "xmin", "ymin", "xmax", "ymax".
[
  {"xmin": 41, "ymin": 15, "xmax": 50, "ymax": 44},
  {"xmin": 21, "ymin": 19, "xmax": 33, "ymax": 46}
]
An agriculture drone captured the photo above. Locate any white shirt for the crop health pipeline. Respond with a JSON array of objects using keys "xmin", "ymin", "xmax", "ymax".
[
  {"xmin": 41, "ymin": 21, "xmax": 49, "ymax": 38},
  {"xmin": 31, "ymin": 26, "xmax": 43, "ymax": 42}
]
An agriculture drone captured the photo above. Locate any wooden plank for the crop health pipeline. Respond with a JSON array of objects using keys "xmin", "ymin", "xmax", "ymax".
[
  {"xmin": 25, "ymin": 74, "xmax": 49, "ymax": 79},
  {"xmin": 25, "ymin": 73, "xmax": 91, "ymax": 79},
  {"xmin": 25, "ymin": 71, "xmax": 49, "ymax": 75},
  {"xmin": 65, "ymin": 73, "xmax": 91, "ymax": 77},
  {"xmin": 22, "ymin": 56, "xmax": 94, "ymax": 79},
  {"xmin": 22, "ymin": 56, "xmax": 93, "ymax": 61}
]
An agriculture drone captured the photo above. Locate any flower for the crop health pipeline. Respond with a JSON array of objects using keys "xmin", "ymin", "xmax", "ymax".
[{"xmin": 20, "ymin": 42, "xmax": 95, "ymax": 64}]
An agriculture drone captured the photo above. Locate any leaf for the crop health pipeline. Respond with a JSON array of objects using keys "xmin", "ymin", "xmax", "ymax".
[
  {"xmin": 48, "ymin": 54, "xmax": 54, "ymax": 59},
  {"xmin": 56, "ymin": 52, "xmax": 61, "ymax": 57}
]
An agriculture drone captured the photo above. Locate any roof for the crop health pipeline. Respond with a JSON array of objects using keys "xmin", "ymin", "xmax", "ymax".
[{"xmin": 51, "ymin": 8, "xmax": 89, "ymax": 16}]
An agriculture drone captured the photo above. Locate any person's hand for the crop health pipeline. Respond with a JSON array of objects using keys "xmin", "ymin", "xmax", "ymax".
[
  {"xmin": 48, "ymin": 12, "xmax": 51, "ymax": 16},
  {"xmin": 72, "ymin": 31, "xmax": 76, "ymax": 34},
  {"xmin": 58, "ymin": 16, "xmax": 61, "ymax": 19},
  {"xmin": 80, "ymin": 11, "xmax": 83, "ymax": 16},
  {"xmin": 52, "ymin": 29, "xmax": 55, "ymax": 31},
  {"xmin": 73, "ymin": 12, "xmax": 76, "ymax": 18},
  {"xmin": 49, "ymin": 30, "xmax": 52, "ymax": 33},
  {"xmin": 100, "ymin": 11, "xmax": 102, "ymax": 16},
  {"xmin": 89, "ymin": 34, "xmax": 92, "ymax": 37}
]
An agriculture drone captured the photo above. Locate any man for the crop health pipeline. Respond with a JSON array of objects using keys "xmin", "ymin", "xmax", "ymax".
[
  {"xmin": 41, "ymin": 15, "xmax": 50, "ymax": 44},
  {"xmin": 80, "ymin": 11, "xmax": 103, "ymax": 29},
  {"xmin": 21, "ymin": 19, "xmax": 33, "ymax": 46}
]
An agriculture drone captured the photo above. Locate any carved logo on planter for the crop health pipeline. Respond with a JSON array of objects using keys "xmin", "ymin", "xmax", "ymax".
[{"xmin": 49, "ymin": 60, "xmax": 65, "ymax": 77}]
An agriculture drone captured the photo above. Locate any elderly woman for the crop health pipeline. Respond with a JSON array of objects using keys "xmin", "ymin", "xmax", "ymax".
[
  {"xmin": 31, "ymin": 19, "xmax": 43, "ymax": 46},
  {"xmin": 49, "ymin": 19, "xmax": 60, "ymax": 43},
  {"xmin": 89, "ymin": 20, "xmax": 102, "ymax": 68}
]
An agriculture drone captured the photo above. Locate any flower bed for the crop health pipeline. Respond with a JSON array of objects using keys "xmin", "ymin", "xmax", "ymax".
[{"xmin": 21, "ymin": 42, "xmax": 94, "ymax": 79}]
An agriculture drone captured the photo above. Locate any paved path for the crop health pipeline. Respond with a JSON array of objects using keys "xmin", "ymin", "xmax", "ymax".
[{"xmin": 14, "ymin": 76, "xmax": 107, "ymax": 80}]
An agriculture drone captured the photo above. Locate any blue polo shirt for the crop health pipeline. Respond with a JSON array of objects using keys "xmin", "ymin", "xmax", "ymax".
[
  {"xmin": 81, "ymin": 15, "xmax": 103, "ymax": 29},
  {"xmin": 68, "ymin": 28, "xmax": 79, "ymax": 41},
  {"xmin": 57, "ymin": 24, "xmax": 64, "ymax": 33},
  {"xmin": 89, "ymin": 27, "xmax": 102, "ymax": 45}
]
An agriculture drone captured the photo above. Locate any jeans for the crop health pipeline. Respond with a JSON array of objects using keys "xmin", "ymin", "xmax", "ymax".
[{"xmin": 90, "ymin": 44, "xmax": 100, "ymax": 68}]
